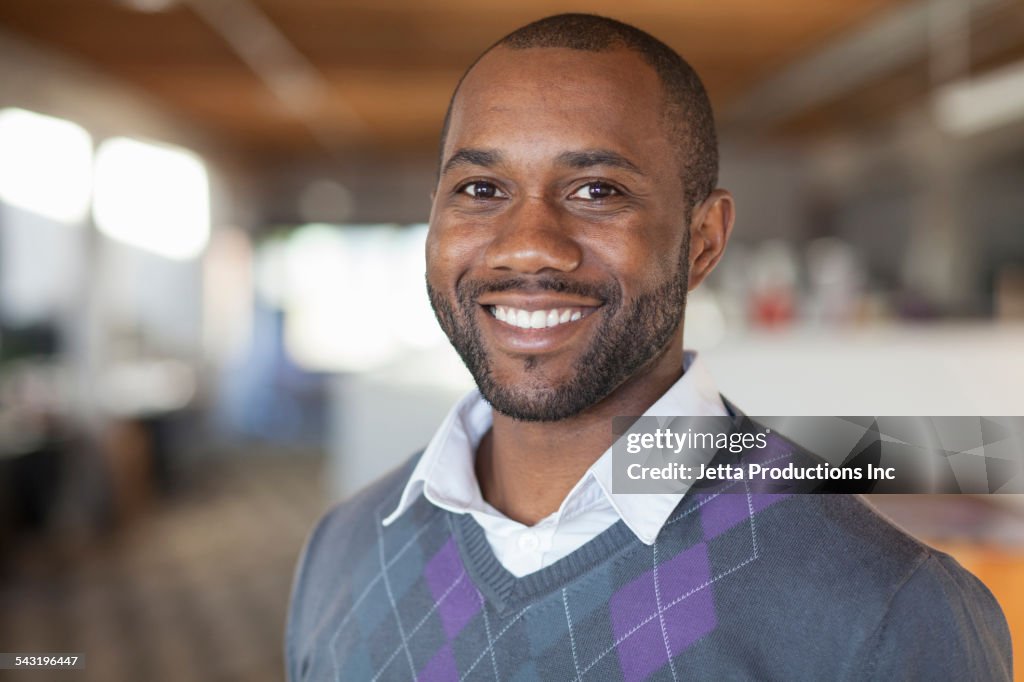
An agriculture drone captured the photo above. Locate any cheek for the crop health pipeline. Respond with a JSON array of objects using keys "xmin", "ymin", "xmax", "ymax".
[
  {"xmin": 425, "ymin": 229, "xmax": 463, "ymax": 288},
  {"xmin": 589, "ymin": 230, "xmax": 681, "ymax": 292},
  {"xmin": 644, "ymin": 227, "xmax": 688, "ymax": 283},
  {"xmin": 424, "ymin": 232, "xmax": 445, "ymax": 285},
  {"xmin": 426, "ymin": 222, "xmax": 489, "ymax": 286}
]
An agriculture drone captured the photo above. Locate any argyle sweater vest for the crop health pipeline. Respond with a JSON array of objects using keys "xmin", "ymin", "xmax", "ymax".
[{"xmin": 287, "ymin": 455, "xmax": 1011, "ymax": 682}]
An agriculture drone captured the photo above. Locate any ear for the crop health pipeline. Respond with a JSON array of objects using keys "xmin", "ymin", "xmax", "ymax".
[{"xmin": 687, "ymin": 189, "xmax": 735, "ymax": 291}]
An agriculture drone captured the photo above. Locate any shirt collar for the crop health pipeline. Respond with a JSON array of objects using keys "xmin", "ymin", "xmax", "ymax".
[
  {"xmin": 382, "ymin": 351, "xmax": 727, "ymax": 543},
  {"xmin": 588, "ymin": 353, "xmax": 727, "ymax": 543},
  {"xmin": 382, "ymin": 389, "xmax": 494, "ymax": 525}
]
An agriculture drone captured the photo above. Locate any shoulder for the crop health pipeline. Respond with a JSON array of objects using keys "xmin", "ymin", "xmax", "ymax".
[
  {"xmin": 285, "ymin": 452, "xmax": 422, "ymax": 680},
  {"xmin": 753, "ymin": 494, "xmax": 1012, "ymax": 679},
  {"xmin": 291, "ymin": 451, "xmax": 420, "ymax": 590},
  {"xmin": 758, "ymin": 493, "xmax": 974, "ymax": 598},
  {"xmin": 860, "ymin": 545, "xmax": 1012, "ymax": 680}
]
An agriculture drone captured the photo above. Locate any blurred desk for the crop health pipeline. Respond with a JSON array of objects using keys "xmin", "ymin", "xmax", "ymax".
[
  {"xmin": 327, "ymin": 348, "xmax": 472, "ymax": 500},
  {"xmin": 704, "ymin": 322, "xmax": 1024, "ymax": 415}
]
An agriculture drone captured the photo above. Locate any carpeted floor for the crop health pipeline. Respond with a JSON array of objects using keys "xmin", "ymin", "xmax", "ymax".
[{"xmin": 0, "ymin": 455, "xmax": 327, "ymax": 682}]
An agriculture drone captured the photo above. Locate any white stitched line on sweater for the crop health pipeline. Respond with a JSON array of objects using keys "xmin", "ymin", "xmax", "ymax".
[
  {"xmin": 652, "ymin": 543, "xmax": 679, "ymax": 682},
  {"xmin": 578, "ymin": 550, "xmax": 758, "ymax": 676},
  {"xmin": 369, "ymin": 571, "xmax": 468, "ymax": 682},
  {"xmin": 331, "ymin": 513, "xmax": 442, "ymax": 637},
  {"xmin": 563, "ymin": 588, "xmax": 583, "ymax": 682},
  {"xmin": 577, "ymin": 484, "xmax": 766, "ymax": 677},
  {"xmin": 461, "ymin": 605, "xmax": 532, "ymax": 679},
  {"xmin": 329, "ymin": 507, "xmax": 442, "ymax": 682},
  {"xmin": 664, "ymin": 452, "xmax": 792, "ymax": 527},
  {"xmin": 372, "ymin": 508, "xmax": 417, "ymax": 681},
  {"xmin": 744, "ymin": 480, "xmax": 759, "ymax": 559},
  {"xmin": 664, "ymin": 488, "xmax": 727, "ymax": 526},
  {"xmin": 477, "ymin": 589, "xmax": 500, "ymax": 682}
]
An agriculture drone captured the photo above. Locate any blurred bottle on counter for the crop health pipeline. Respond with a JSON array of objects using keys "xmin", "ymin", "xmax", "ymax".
[{"xmin": 748, "ymin": 240, "xmax": 799, "ymax": 329}]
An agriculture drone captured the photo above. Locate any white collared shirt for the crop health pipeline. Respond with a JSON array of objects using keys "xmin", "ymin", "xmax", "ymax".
[{"xmin": 382, "ymin": 351, "xmax": 727, "ymax": 577}]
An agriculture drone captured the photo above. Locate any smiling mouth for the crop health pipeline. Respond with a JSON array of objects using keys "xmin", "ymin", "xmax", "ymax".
[{"xmin": 488, "ymin": 305, "xmax": 596, "ymax": 330}]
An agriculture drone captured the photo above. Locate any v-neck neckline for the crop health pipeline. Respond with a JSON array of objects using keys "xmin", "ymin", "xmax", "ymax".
[{"xmin": 448, "ymin": 508, "xmax": 643, "ymax": 616}]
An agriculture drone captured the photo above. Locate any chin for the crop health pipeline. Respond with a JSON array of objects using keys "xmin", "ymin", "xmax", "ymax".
[{"xmin": 476, "ymin": 368, "xmax": 603, "ymax": 422}]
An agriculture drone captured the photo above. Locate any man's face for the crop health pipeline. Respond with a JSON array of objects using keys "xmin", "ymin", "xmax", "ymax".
[{"xmin": 426, "ymin": 46, "xmax": 693, "ymax": 421}]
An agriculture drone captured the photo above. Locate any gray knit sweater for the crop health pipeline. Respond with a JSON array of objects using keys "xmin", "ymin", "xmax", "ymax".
[{"xmin": 286, "ymin": 453, "xmax": 1011, "ymax": 681}]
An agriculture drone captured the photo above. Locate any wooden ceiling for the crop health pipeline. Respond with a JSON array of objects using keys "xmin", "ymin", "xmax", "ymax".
[{"xmin": 0, "ymin": 0, "xmax": 958, "ymax": 166}]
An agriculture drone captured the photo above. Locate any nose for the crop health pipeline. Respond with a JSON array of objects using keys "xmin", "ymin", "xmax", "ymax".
[{"xmin": 484, "ymin": 197, "xmax": 583, "ymax": 274}]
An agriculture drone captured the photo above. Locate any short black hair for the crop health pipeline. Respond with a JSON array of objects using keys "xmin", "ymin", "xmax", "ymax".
[{"xmin": 438, "ymin": 13, "xmax": 718, "ymax": 211}]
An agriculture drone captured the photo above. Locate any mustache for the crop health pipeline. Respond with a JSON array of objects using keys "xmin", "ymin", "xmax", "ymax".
[{"xmin": 456, "ymin": 276, "xmax": 619, "ymax": 305}]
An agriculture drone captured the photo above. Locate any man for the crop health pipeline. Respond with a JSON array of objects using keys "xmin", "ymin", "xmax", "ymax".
[{"xmin": 287, "ymin": 14, "xmax": 1011, "ymax": 681}]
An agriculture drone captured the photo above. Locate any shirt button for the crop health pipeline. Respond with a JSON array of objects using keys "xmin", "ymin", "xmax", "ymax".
[{"xmin": 517, "ymin": 531, "xmax": 540, "ymax": 552}]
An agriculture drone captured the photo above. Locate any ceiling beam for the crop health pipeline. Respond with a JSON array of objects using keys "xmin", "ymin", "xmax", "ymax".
[
  {"xmin": 184, "ymin": 0, "xmax": 365, "ymax": 154},
  {"xmin": 724, "ymin": 0, "xmax": 1011, "ymax": 132}
]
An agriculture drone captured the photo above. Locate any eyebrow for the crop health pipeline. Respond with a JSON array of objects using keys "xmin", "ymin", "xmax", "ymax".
[
  {"xmin": 440, "ymin": 147, "xmax": 646, "ymax": 178},
  {"xmin": 441, "ymin": 148, "xmax": 503, "ymax": 176},
  {"xmin": 555, "ymin": 149, "xmax": 645, "ymax": 176}
]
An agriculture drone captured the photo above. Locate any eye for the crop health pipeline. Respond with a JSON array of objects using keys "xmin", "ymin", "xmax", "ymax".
[
  {"xmin": 458, "ymin": 181, "xmax": 507, "ymax": 199},
  {"xmin": 570, "ymin": 182, "xmax": 619, "ymax": 200}
]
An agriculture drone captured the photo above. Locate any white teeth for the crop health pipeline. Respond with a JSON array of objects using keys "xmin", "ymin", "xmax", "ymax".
[{"xmin": 490, "ymin": 306, "xmax": 587, "ymax": 329}]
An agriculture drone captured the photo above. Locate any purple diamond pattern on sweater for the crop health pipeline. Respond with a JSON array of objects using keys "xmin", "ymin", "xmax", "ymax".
[
  {"xmin": 417, "ymin": 643, "xmax": 458, "ymax": 682},
  {"xmin": 699, "ymin": 492, "xmax": 790, "ymax": 540},
  {"xmin": 609, "ymin": 542, "xmax": 715, "ymax": 682},
  {"xmin": 423, "ymin": 537, "xmax": 481, "ymax": 639}
]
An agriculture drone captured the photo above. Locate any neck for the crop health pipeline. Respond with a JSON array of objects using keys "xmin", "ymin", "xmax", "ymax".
[{"xmin": 475, "ymin": 344, "xmax": 684, "ymax": 525}]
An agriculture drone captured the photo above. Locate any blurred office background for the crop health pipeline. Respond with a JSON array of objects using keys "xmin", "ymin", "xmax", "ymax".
[{"xmin": 0, "ymin": 0, "xmax": 1022, "ymax": 680}]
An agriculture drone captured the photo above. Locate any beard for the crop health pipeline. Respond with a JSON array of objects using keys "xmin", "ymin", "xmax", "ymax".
[{"xmin": 427, "ymin": 250, "xmax": 689, "ymax": 422}]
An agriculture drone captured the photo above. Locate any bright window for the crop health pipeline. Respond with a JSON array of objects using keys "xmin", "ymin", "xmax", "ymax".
[
  {"xmin": 0, "ymin": 108, "xmax": 93, "ymax": 224},
  {"xmin": 93, "ymin": 137, "xmax": 210, "ymax": 260},
  {"xmin": 275, "ymin": 223, "xmax": 446, "ymax": 372}
]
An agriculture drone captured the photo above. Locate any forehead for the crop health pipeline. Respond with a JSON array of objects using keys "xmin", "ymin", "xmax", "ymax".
[{"xmin": 445, "ymin": 46, "xmax": 670, "ymax": 165}]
